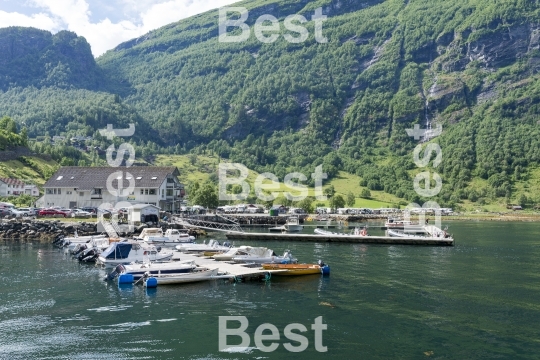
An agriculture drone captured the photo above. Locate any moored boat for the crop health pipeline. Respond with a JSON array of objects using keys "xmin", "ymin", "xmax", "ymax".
[
  {"xmin": 106, "ymin": 261, "xmax": 197, "ymax": 281},
  {"xmin": 135, "ymin": 228, "xmax": 195, "ymax": 246},
  {"xmin": 175, "ymin": 239, "xmax": 231, "ymax": 253},
  {"xmin": 261, "ymin": 262, "xmax": 330, "ymax": 276},
  {"xmin": 232, "ymin": 250, "xmax": 297, "ymax": 264},
  {"xmin": 143, "ymin": 267, "xmax": 219, "ymax": 286},
  {"xmin": 97, "ymin": 241, "xmax": 174, "ymax": 266},
  {"xmin": 212, "ymin": 246, "xmax": 270, "ymax": 261}
]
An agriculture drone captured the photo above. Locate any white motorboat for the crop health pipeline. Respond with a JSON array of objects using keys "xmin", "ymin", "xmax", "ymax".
[
  {"xmin": 385, "ymin": 218, "xmax": 425, "ymax": 232},
  {"xmin": 135, "ymin": 228, "xmax": 195, "ymax": 246},
  {"xmin": 143, "ymin": 267, "xmax": 220, "ymax": 286},
  {"xmin": 284, "ymin": 216, "xmax": 303, "ymax": 232},
  {"xmin": 67, "ymin": 237, "xmax": 110, "ymax": 253},
  {"xmin": 175, "ymin": 239, "xmax": 231, "ymax": 253},
  {"xmin": 60, "ymin": 233, "xmax": 108, "ymax": 248},
  {"xmin": 212, "ymin": 246, "xmax": 270, "ymax": 261},
  {"xmin": 314, "ymin": 227, "xmax": 368, "ymax": 236},
  {"xmin": 388, "ymin": 226, "xmax": 452, "ymax": 239},
  {"xmin": 97, "ymin": 241, "xmax": 174, "ymax": 266},
  {"xmin": 233, "ymin": 250, "xmax": 297, "ymax": 264},
  {"xmin": 106, "ymin": 261, "xmax": 197, "ymax": 280}
]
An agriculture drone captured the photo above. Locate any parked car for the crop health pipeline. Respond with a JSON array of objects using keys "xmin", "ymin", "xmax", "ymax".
[
  {"xmin": 81, "ymin": 206, "xmax": 97, "ymax": 214},
  {"xmin": 0, "ymin": 208, "xmax": 12, "ymax": 217},
  {"xmin": 71, "ymin": 209, "xmax": 91, "ymax": 217},
  {"xmin": 38, "ymin": 208, "xmax": 67, "ymax": 217},
  {"xmin": 8, "ymin": 208, "xmax": 24, "ymax": 217},
  {"xmin": 17, "ymin": 207, "xmax": 37, "ymax": 216},
  {"xmin": 58, "ymin": 208, "xmax": 73, "ymax": 216}
]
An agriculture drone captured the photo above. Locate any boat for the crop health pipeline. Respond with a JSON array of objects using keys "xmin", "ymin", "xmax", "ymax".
[
  {"xmin": 135, "ymin": 228, "xmax": 195, "ymax": 246},
  {"xmin": 261, "ymin": 262, "xmax": 330, "ymax": 276},
  {"xmin": 67, "ymin": 237, "xmax": 110, "ymax": 253},
  {"xmin": 59, "ymin": 233, "xmax": 108, "ymax": 248},
  {"xmin": 284, "ymin": 216, "xmax": 303, "ymax": 232},
  {"xmin": 387, "ymin": 226, "xmax": 452, "ymax": 239},
  {"xmin": 385, "ymin": 218, "xmax": 425, "ymax": 232},
  {"xmin": 97, "ymin": 241, "xmax": 174, "ymax": 266},
  {"xmin": 142, "ymin": 267, "xmax": 220, "ymax": 286},
  {"xmin": 314, "ymin": 227, "xmax": 368, "ymax": 236},
  {"xmin": 175, "ymin": 239, "xmax": 231, "ymax": 253},
  {"xmin": 212, "ymin": 246, "xmax": 270, "ymax": 261},
  {"xmin": 232, "ymin": 250, "xmax": 297, "ymax": 264},
  {"xmin": 106, "ymin": 261, "xmax": 197, "ymax": 281}
]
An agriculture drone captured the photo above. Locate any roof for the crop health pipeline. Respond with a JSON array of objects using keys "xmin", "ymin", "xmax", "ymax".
[
  {"xmin": 43, "ymin": 166, "xmax": 180, "ymax": 190},
  {"xmin": 0, "ymin": 178, "xmax": 26, "ymax": 186},
  {"xmin": 130, "ymin": 204, "xmax": 161, "ymax": 210}
]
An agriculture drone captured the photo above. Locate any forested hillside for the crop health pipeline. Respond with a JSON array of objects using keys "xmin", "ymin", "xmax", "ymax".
[{"xmin": 1, "ymin": 0, "xmax": 540, "ymax": 209}]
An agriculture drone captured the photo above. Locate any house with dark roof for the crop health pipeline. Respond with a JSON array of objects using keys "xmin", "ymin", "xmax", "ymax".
[
  {"xmin": 42, "ymin": 167, "xmax": 184, "ymax": 212},
  {"xmin": 0, "ymin": 178, "xmax": 39, "ymax": 197}
]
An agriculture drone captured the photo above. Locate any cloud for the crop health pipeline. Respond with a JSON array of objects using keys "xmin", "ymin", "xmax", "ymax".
[{"xmin": 0, "ymin": 0, "xmax": 238, "ymax": 57}]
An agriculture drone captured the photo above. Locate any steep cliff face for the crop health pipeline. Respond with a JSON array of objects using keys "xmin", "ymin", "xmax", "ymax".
[{"xmin": 0, "ymin": 27, "xmax": 100, "ymax": 90}]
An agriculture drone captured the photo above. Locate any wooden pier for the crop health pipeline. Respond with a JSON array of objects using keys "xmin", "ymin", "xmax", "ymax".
[{"xmin": 225, "ymin": 232, "xmax": 454, "ymax": 246}]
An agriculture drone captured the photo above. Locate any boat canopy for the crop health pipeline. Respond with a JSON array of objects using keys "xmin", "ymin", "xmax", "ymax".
[{"xmin": 101, "ymin": 243, "xmax": 132, "ymax": 259}]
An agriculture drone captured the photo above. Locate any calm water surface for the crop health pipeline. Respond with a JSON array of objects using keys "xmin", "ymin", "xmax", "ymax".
[{"xmin": 1, "ymin": 221, "xmax": 539, "ymax": 359}]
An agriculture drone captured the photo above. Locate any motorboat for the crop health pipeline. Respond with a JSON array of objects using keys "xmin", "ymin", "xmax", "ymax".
[
  {"xmin": 143, "ymin": 267, "xmax": 220, "ymax": 286},
  {"xmin": 59, "ymin": 233, "xmax": 108, "ymax": 248},
  {"xmin": 67, "ymin": 237, "xmax": 110, "ymax": 253},
  {"xmin": 97, "ymin": 241, "xmax": 174, "ymax": 266},
  {"xmin": 175, "ymin": 239, "xmax": 231, "ymax": 253},
  {"xmin": 135, "ymin": 228, "xmax": 195, "ymax": 246},
  {"xmin": 232, "ymin": 250, "xmax": 297, "ymax": 264},
  {"xmin": 106, "ymin": 261, "xmax": 197, "ymax": 281},
  {"xmin": 284, "ymin": 216, "xmax": 303, "ymax": 232},
  {"xmin": 212, "ymin": 246, "xmax": 270, "ymax": 261},
  {"xmin": 261, "ymin": 262, "xmax": 330, "ymax": 276},
  {"xmin": 387, "ymin": 226, "xmax": 452, "ymax": 239},
  {"xmin": 314, "ymin": 227, "xmax": 368, "ymax": 236},
  {"xmin": 385, "ymin": 218, "xmax": 425, "ymax": 232}
]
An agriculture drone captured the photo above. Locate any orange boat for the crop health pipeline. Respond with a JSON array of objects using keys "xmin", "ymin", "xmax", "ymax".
[{"xmin": 261, "ymin": 263, "xmax": 330, "ymax": 276}]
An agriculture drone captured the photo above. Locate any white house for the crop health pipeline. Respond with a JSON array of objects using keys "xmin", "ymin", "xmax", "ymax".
[
  {"xmin": 42, "ymin": 166, "xmax": 185, "ymax": 212},
  {"xmin": 0, "ymin": 178, "xmax": 39, "ymax": 197}
]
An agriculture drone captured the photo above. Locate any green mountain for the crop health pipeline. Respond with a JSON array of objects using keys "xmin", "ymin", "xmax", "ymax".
[{"xmin": 1, "ymin": 0, "xmax": 540, "ymax": 208}]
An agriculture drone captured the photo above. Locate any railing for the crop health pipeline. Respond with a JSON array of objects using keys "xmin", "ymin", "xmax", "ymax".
[{"xmin": 172, "ymin": 214, "xmax": 244, "ymax": 233}]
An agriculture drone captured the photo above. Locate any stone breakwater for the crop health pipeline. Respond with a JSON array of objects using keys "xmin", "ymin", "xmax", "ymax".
[
  {"xmin": 0, "ymin": 219, "xmax": 99, "ymax": 242},
  {"xmin": 0, "ymin": 219, "xmax": 206, "ymax": 242}
]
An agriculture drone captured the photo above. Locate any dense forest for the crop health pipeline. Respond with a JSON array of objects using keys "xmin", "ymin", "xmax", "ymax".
[{"xmin": 1, "ymin": 0, "xmax": 540, "ymax": 208}]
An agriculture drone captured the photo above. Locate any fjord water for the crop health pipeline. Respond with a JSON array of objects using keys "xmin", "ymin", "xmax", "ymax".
[{"xmin": 1, "ymin": 221, "xmax": 539, "ymax": 359}]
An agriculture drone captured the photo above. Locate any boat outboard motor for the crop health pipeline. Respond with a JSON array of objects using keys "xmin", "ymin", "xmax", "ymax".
[{"xmin": 105, "ymin": 264, "xmax": 126, "ymax": 281}]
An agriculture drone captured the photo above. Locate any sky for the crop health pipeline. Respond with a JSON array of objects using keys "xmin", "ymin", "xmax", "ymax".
[{"xmin": 0, "ymin": 0, "xmax": 239, "ymax": 57}]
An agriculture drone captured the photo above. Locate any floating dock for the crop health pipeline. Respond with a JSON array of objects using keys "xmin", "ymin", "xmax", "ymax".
[{"xmin": 225, "ymin": 232, "xmax": 454, "ymax": 246}]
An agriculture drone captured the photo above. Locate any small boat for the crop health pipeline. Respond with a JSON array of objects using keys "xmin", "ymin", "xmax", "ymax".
[
  {"xmin": 284, "ymin": 216, "xmax": 303, "ymax": 232},
  {"xmin": 97, "ymin": 241, "xmax": 174, "ymax": 266},
  {"xmin": 233, "ymin": 250, "xmax": 297, "ymax": 264},
  {"xmin": 175, "ymin": 239, "xmax": 231, "ymax": 253},
  {"xmin": 60, "ymin": 233, "xmax": 108, "ymax": 249},
  {"xmin": 261, "ymin": 262, "xmax": 330, "ymax": 276},
  {"xmin": 314, "ymin": 227, "xmax": 368, "ymax": 236},
  {"xmin": 67, "ymin": 237, "xmax": 110, "ymax": 253},
  {"xmin": 106, "ymin": 261, "xmax": 197, "ymax": 281},
  {"xmin": 143, "ymin": 267, "xmax": 219, "ymax": 286},
  {"xmin": 385, "ymin": 218, "xmax": 425, "ymax": 232},
  {"xmin": 135, "ymin": 228, "xmax": 195, "ymax": 246},
  {"xmin": 212, "ymin": 246, "xmax": 270, "ymax": 261},
  {"xmin": 387, "ymin": 227, "xmax": 452, "ymax": 239}
]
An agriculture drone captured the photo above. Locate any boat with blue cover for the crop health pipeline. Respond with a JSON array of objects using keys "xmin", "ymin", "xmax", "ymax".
[{"xmin": 97, "ymin": 241, "xmax": 174, "ymax": 266}]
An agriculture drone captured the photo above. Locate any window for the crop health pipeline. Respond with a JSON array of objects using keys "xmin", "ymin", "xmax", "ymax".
[
  {"xmin": 79, "ymin": 192, "xmax": 84, "ymax": 197},
  {"xmin": 140, "ymin": 189, "xmax": 144, "ymax": 195},
  {"xmin": 57, "ymin": 176, "xmax": 63, "ymax": 180},
  {"xmin": 53, "ymin": 188, "xmax": 57, "ymax": 195},
  {"xmin": 145, "ymin": 189, "xmax": 149, "ymax": 195},
  {"xmin": 46, "ymin": 189, "xmax": 53, "ymax": 194},
  {"xmin": 58, "ymin": 189, "xmax": 61, "ymax": 195},
  {"xmin": 151, "ymin": 176, "xmax": 158, "ymax": 180},
  {"xmin": 136, "ymin": 176, "xmax": 142, "ymax": 180},
  {"xmin": 166, "ymin": 189, "xmax": 173, "ymax": 196},
  {"xmin": 149, "ymin": 189, "xmax": 156, "ymax": 195},
  {"xmin": 67, "ymin": 191, "xmax": 72, "ymax": 195}
]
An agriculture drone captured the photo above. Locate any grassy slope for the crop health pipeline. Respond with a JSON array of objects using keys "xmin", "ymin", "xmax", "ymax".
[
  {"xmin": 0, "ymin": 156, "xmax": 58, "ymax": 185},
  {"xmin": 155, "ymin": 154, "xmax": 403, "ymax": 208}
]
